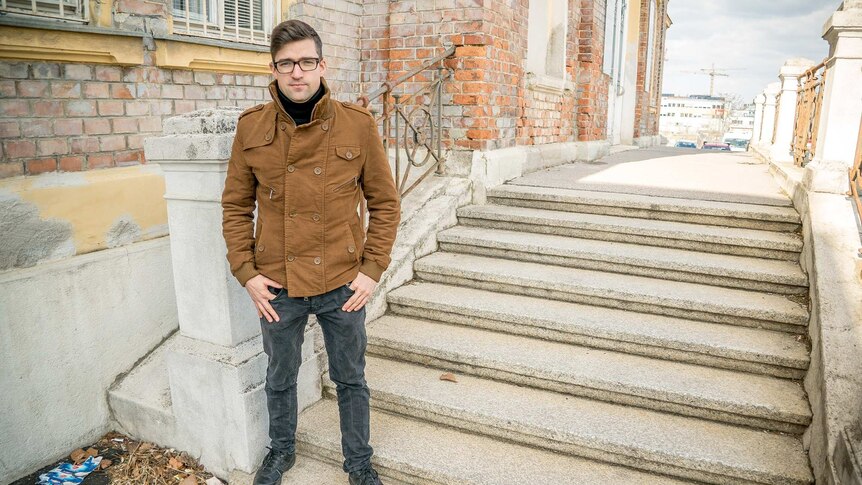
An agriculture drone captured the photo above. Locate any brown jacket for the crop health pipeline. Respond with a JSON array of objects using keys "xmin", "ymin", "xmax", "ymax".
[{"xmin": 221, "ymin": 79, "xmax": 400, "ymax": 297}]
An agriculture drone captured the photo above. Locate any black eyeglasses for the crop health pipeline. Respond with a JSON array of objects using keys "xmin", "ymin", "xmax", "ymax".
[{"xmin": 273, "ymin": 58, "xmax": 320, "ymax": 74}]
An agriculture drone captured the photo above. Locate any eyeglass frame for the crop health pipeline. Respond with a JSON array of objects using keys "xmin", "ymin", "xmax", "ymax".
[{"xmin": 272, "ymin": 57, "xmax": 322, "ymax": 74}]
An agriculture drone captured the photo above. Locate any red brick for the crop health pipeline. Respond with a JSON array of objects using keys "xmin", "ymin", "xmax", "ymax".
[
  {"xmin": 100, "ymin": 135, "xmax": 126, "ymax": 151},
  {"xmin": 53, "ymin": 119, "xmax": 83, "ymax": 136},
  {"xmin": 17, "ymin": 81, "xmax": 49, "ymax": 98},
  {"xmin": 137, "ymin": 116, "xmax": 162, "ymax": 132},
  {"xmin": 37, "ymin": 138, "xmax": 69, "ymax": 156},
  {"xmin": 83, "ymin": 118, "xmax": 111, "ymax": 135},
  {"xmin": 70, "ymin": 137, "xmax": 100, "ymax": 154},
  {"xmin": 98, "ymin": 100, "xmax": 124, "ymax": 116},
  {"xmin": 95, "ymin": 66, "xmax": 122, "ymax": 82},
  {"xmin": 87, "ymin": 153, "xmax": 114, "ymax": 169},
  {"xmin": 466, "ymin": 128, "xmax": 495, "ymax": 139},
  {"xmin": 66, "ymin": 100, "xmax": 97, "ymax": 116},
  {"xmin": 32, "ymin": 101, "xmax": 63, "ymax": 117},
  {"xmin": 83, "ymin": 82, "xmax": 110, "ymax": 98},
  {"xmin": 183, "ymin": 85, "xmax": 206, "ymax": 99},
  {"xmin": 0, "ymin": 161, "xmax": 24, "ymax": 178},
  {"xmin": 22, "ymin": 119, "xmax": 52, "ymax": 137},
  {"xmin": 0, "ymin": 100, "xmax": 30, "ymax": 117},
  {"xmin": 111, "ymin": 84, "xmax": 135, "ymax": 99},
  {"xmin": 59, "ymin": 155, "xmax": 85, "ymax": 172},
  {"xmin": 4, "ymin": 139, "xmax": 36, "ymax": 158},
  {"xmin": 0, "ymin": 121, "xmax": 20, "ymax": 138},
  {"xmin": 51, "ymin": 82, "xmax": 81, "ymax": 98},
  {"xmin": 172, "ymin": 70, "xmax": 193, "ymax": 84},
  {"xmin": 126, "ymin": 133, "xmax": 146, "ymax": 149},
  {"xmin": 114, "ymin": 149, "xmax": 143, "ymax": 166},
  {"xmin": 126, "ymin": 100, "xmax": 150, "ymax": 116},
  {"xmin": 174, "ymin": 100, "xmax": 195, "ymax": 114},
  {"xmin": 216, "ymin": 73, "xmax": 235, "ymax": 85},
  {"xmin": 64, "ymin": 64, "xmax": 93, "ymax": 80},
  {"xmin": 161, "ymin": 84, "xmax": 184, "ymax": 99},
  {"xmin": 0, "ymin": 80, "xmax": 15, "ymax": 97},
  {"xmin": 112, "ymin": 118, "xmax": 138, "ymax": 133},
  {"xmin": 26, "ymin": 158, "xmax": 58, "ymax": 175}
]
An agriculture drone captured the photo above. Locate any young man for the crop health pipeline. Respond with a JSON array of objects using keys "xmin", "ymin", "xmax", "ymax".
[{"xmin": 221, "ymin": 20, "xmax": 400, "ymax": 485}]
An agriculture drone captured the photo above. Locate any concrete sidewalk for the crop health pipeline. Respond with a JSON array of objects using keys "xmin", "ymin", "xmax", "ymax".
[{"xmin": 511, "ymin": 147, "xmax": 792, "ymax": 206}]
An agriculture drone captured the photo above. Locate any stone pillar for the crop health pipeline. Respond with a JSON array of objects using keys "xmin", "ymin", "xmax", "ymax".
[
  {"xmin": 752, "ymin": 93, "xmax": 766, "ymax": 144},
  {"xmin": 803, "ymin": 1, "xmax": 862, "ymax": 193},
  {"xmin": 758, "ymin": 82, "xmax": 781, "ymax": 148},
  {"xmin": 770, "ymin": 58, "xmax": 816, "ymax": 162},
  {"xmin": 143, "ymin": 109, "xmax": 322, "ymax": 477}
]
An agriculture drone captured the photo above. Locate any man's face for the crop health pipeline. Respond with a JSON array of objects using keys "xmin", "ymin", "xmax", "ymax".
[{"xmin": 270, "ymin": 38, "xmax": 326, "ymax": 103}]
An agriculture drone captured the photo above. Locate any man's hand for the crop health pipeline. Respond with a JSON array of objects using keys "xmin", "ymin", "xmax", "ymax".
[
  {"xmin": 246, "ymin": 274, "xmax": 283, "ymax": 323},
  {"xmin": 343, "ymin": 272, "xmax": 376, "ymax": 312}
]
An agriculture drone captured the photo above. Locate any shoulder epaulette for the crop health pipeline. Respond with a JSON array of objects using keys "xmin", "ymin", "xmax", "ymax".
[
  {"xmin": 340, "ymin": 100, "xmax": 373, "ymax": 117},
  {"xmin": 239, "ymin": 103, "xmax": 265, "ymax": 120}
]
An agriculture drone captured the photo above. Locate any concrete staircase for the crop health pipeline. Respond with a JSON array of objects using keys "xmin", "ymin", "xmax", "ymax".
[{"xmin": 299, "ymin": 182, "xmax": 814, "ymax": 484}]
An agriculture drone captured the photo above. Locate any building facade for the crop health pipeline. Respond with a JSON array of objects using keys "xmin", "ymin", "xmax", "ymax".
[{"xmin": 659, "ymin": 93, "xmax": 728, "ymax": 145}]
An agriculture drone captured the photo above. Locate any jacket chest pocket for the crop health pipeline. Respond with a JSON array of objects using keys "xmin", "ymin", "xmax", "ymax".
[{"xmin": 335, "ymin": 145, "xmax": 360, "ymax": 162}]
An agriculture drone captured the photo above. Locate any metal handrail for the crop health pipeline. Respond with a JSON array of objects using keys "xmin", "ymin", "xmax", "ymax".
[
  {"xmin": 792, "ymin": 60, "xmax": 828, "ymax": 167},
  {"xmin": 357, "ymin": 45, "xmax": 456, "ymax": 199}
]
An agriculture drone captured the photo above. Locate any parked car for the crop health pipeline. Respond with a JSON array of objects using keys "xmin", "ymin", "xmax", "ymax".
[
  {"xmin": 701, "ymin": 142, "xmax": 732, "ymax": 151},
  {"xmin": 674, "ymin": 141, "xmax": 697, "ymax": 148}
]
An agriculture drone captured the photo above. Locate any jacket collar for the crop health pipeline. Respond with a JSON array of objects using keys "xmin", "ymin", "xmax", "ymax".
[{"xmin": 268, "ymin": 77, "xmax": 334, "ymax": 123}]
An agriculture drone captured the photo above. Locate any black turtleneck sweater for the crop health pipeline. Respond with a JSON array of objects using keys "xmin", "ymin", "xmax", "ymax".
[{"xmin": 276, "ymin": 84, "xmax": 325, "ymax": 126}]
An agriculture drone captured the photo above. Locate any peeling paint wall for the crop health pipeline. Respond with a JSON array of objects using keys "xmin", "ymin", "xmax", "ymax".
[{"xmin": 0, "ymin": 166, "xmax": 168, "ymax": 270}]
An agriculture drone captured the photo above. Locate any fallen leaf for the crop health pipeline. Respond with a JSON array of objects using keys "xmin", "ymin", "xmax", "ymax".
[
  {"xmin": 180, "ymin": 475, "xmax": 197, "ymax": 485},
  {"xmin": 205, "ymin": 477, "xmax": 224, "ymax": 485},
  {"xmin": 70, "ymin": 449, "xmax": 86, "ymax": 463},
  {"xmin": 439, "ymin": 372, "xmax": 458, "ymax": 383},
  {"xmin": 169, "ymin": 457, "xmax": 185, "ymax": 469},
  {"xmin": 139, "ymin": 442, "xmax": 154, "ymax": 452},
  {"xmin": 85, "ymin": 447, "xmax": 98, "ymax": 457},
  {"xmin": 127, "ymin": 441, "xmax": 140, "ymax": 453},
  {"xmin": 100, "ymin": 459, "xmax": 112, "ymax": 469}
]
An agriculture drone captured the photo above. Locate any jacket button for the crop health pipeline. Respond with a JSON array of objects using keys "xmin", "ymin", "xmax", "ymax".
[
  {"xmin": 345, "ymin": 151, "xmax": 353, "ymax": 159},
  {"xmin": 257, "ymin": 245, "xmax": 265, "ymax": 252},
  {"xmin": 314, "ymin": 257, "xmax": 321, "ymax": 265},
  {"xmin": 312, "ymin": 213, "xmax": 320, "ymax": 222},
  {"xmin": 287, "ymin": 165, "xmax": 295, "ymax": 173},
  {"xmin": 348, "ymin": 246, "xmax": 355, "ymax": 253},
  {"xmin": 287, "ymin": 254, "xmax": 295, "ymax": 262},
  {"xmin": 265, "ymin": 133, "xmax": 272, "ymax": 141},
  {"xmin": 289, "ymin": 210, "xmax": 297, "ymax": 217},
  {"xmin": 279, "ymin": 122, "xmax": 287, "ymax": 130},
  {"xmin": 313, "ymin": 167, "xmax": 322, "ymax": 175},
  {"xmin": 322, "ymin": 122, "xmax": 329, "ymax": 131}
]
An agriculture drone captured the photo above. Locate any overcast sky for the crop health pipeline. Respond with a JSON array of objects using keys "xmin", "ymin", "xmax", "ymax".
[{"xmin": 662, "ymin": 0, "xmax": 839, "ymax": 102}]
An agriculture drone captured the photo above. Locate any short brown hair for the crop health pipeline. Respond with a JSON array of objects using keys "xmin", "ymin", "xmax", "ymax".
[{"xmin": 270, "ymin": 20, "xmax": 323, "ymax": 60}]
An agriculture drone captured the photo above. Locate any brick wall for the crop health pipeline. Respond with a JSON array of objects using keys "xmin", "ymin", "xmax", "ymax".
[
  {"xmin": 0, "ymin": 60, "xmax": 270, "ymax": 178},
  {"xmin": 575, "ymin": 0, "xmax": 611, "ymax": 142},
  {"xmin": 633, "ymin": 0, "xmax": 667, "ymax": 139}
]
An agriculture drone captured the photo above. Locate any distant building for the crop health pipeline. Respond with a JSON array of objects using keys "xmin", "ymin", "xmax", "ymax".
[{"xmin": 659, "ymin": 94, "xmax": 729, "ymax": 144}]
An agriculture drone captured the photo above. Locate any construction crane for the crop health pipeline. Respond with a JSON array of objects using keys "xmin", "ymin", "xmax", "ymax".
[{"xmin": 681, "ymin": 64, "xmax": 744, "ymax": 96}]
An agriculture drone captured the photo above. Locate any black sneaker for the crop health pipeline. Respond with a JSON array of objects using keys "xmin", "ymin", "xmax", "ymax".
[
  {"xmin": 252, "ymin": 447, "xmax": 296, "ymax": 485},
  {"xmin": 348, "ymin": 465, "xmax": 382, "ymax": 485}
]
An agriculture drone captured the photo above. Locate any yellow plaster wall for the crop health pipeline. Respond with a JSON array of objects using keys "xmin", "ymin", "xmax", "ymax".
[
  {"xmin": 154, "ymin": 39, "xmax": 272, "ymax": 74},
  {"xmin": 0, "ymin": 167, "xmax": 169, "ymax": 255},
  {"xmin": 0, "ymin": 26, "xmax": 144, "ymax": 65}
]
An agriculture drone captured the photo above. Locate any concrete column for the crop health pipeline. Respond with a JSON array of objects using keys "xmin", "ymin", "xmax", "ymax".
[
  {"xmin": 804, "ymin": 1, "xmax": 862, "ymax": 193},
  {"xmin": 758, "ymin": 82, "xmax": 781, "ymax": 148},
  {"xmin": 142, "ymin": 109, "xmax": 323, "ymax": 477},
  {"xmin": 771, "ymin": 58, "xmax": 817, "ymax": 163},
  {"xmin": 752, "ymin": 93, "xmax": 766, "ymax": 144}
]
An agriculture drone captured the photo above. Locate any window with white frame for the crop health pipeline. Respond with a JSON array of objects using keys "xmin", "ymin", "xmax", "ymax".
[
  {"xmin": 526, "ymin": 0, "xmax": 569, "ymax": 92},
  {"xmin": 172, "ymin": 0, "xmax": 279, "ymax": 45},
  {"xmin": 0, "ymin": 0, "xmax": 87, "ymax": 22}
]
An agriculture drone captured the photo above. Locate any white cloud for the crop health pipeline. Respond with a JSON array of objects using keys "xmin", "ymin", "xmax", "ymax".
[{"xmin": 662, "ymin": 0, "xmax": 838, "ymax": 101}]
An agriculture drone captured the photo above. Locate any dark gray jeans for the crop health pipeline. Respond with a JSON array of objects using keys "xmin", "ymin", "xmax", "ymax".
[{"xmin": 260, "ymin": 282, "xmax": 372, "ymax": 473}]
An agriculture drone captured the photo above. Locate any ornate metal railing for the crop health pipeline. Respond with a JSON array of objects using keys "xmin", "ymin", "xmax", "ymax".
[
  {"xmin": 792, "ymin": 61, "xmax": 827, "ymax": 167},
  {"xmin": 850, "ymin": 117, "xmax": 862, "ymax": 236},
  {"xmin": 357, "ymin": 45, "xmax": 455, "ymax": 198}
]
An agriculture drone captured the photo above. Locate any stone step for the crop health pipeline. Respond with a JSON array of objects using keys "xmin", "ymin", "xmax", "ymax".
[
  {"xmin": 366, "ymin": 315, "xmax": 811, "ymax": 434},
  {"xmin": 438, "ymin": 225, "xmax": 808, "ymax": 295},
  {"xmin": 107, "ymin": 335, "xmax": 178, "ymax": 446},
  {"xmin": 457, "ymin": 204, "xmax": 803, "ymax": 261},
  {"xmin": 387, "ymin": 282, "xmax": 809, "ymax": 379},
  {"xmin": 296, "ymin": 398, "xmax": 693, "ymax": 485},
  {"xmin": 487, "ymin": 184, "xmax": 801, "ymax": 232},
  {"xmin": 414, "ymin": 252, "xmax": 809, "ymax": 333},
  {"xmin": 322, "ymin": 356, "xmax": 813, "ymax": 485},
  {"xmin": 228, "ymin": 455, "xmax": 356, "ymax": 485}
]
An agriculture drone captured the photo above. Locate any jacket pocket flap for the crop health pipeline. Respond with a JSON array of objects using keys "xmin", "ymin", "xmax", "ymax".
[
  {"xmin": 244, "ymin": 129, "xmax": 275, "ymax": 150},
  {"xmin": 335, "ymin": 146, "xmax": 360, "ymax": 160}
]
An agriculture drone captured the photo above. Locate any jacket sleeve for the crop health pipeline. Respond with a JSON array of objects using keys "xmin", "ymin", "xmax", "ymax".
[
  {"xmin": 359, "ymin": 116, "xmax": 401, "ymax": 281},
  {"xmin": 221, "ymin": 130, "xmax": 260, "ymax": 286}
]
